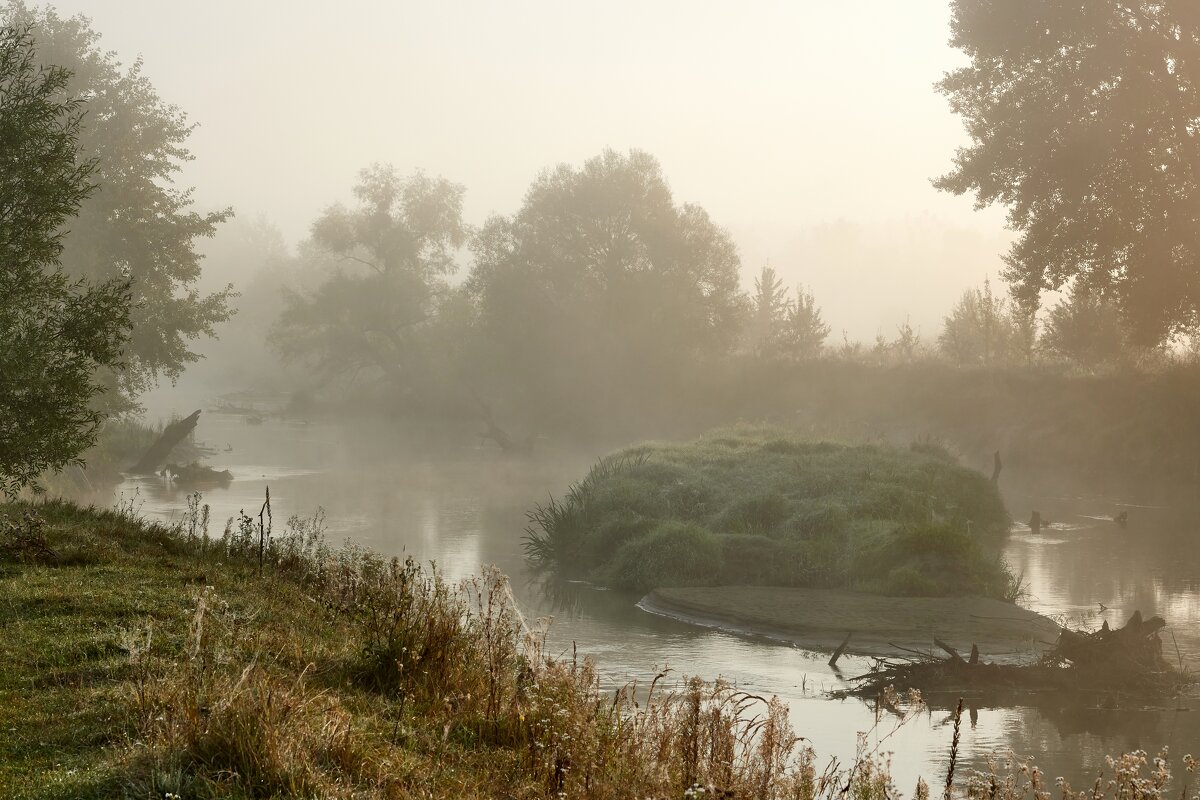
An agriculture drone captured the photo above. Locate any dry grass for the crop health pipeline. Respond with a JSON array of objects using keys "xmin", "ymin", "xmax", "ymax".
[{"xmin": 4, "ymin": 496, "xmax": 1199, "ymax": 799}]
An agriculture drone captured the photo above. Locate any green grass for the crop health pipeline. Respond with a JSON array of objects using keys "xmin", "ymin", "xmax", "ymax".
[
  {"xmin": 525, "ymin": 425, "xmax": 1016, "ymax": 598},
  {"xmin": 0, "ymin": 498, "xmax": 847, "ymax": 798},
  {"xmin": 0, "ymin": 498, "xmax": 1188, "ymax": 799}
]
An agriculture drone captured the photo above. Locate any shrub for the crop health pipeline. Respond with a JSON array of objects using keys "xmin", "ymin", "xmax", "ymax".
[
  {"xmin": 606, "ymin": 521, "xmax": 722, "ymax": 591},
  {"xmin": 525, "ymin": 426, "xmax": 1013, "ymax": 597}
]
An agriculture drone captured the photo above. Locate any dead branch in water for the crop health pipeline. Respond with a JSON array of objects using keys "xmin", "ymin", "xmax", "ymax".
[{"xmin": 839, "ymin": 610, "xmax": 1189, "ymax": 700}]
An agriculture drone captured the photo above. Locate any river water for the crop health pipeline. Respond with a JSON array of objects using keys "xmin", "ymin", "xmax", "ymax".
[{"xmin": 111, "ymin": 410, "xmax": 1200, "ymax": 790}]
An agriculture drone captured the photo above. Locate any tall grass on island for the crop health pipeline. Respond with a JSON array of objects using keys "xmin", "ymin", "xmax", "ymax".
[
  {"xmin": 0, "ymin": 496, "xmax": 1187, "ymax": 799},
  {"xmin": 525, "ymin": 427, "xmax": 1017, "ymax": 598}
]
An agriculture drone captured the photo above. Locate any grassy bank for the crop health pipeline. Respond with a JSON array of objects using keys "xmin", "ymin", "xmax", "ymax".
[
  {"xmin": 0, "ymin": 498, "xmax": 869, "ymax": 798},
  {"xmin": 525, "ymin": 427, "xmax": 1015, "ymax": 598},
  {"xmin": 0, "ymin": 499, "xmax": 1191, "ymax": 799},
  {"xmin": 35, "ymin": 416, "xmax": 208, "ymax": 498}
]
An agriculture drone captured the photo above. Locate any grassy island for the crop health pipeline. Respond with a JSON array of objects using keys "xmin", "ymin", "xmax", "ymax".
[{"xmin": 525, "ymin": 427, "xmax": 1016, "ymax": 598}]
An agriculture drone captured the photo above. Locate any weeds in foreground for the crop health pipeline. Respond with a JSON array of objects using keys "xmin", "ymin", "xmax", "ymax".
[
  {"xmin": 0, "ymin": 509, "xmax": 55, "ymax": 563},
  {"xmin": 8, "ymin": 494, "xmax": 1200, "ymax": 799}
]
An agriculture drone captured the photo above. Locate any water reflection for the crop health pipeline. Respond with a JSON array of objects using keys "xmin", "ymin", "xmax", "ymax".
[{"xmin": 108, "ymin": 414, "xmax": 1200, "ymax": 788}]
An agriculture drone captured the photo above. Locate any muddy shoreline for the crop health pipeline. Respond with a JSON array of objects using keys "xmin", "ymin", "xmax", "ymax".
[{"xmin": 638, "ymin": 586, "xmax": 1063, "ymax": 664}]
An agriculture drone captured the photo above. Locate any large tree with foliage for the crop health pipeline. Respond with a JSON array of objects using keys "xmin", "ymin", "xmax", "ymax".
[
  {"xmin": 466, "ymin": 150, "xmax": 747, "ymax": 426},
  {"xmin": 936, "ymin": 1, "xmax": 1200, "ymax": 344},
  {"xmin": 0, "ymin": 26, "xmax": 131, "ymax": 494},
  {"xmin": 4, "ymin": 3, "xmax": 232, "ymax": 396},
  {"xmin": 270, "ymin": 165, "xmax": 467, "ymax": 401},
  {"xmin": 1042, "ymin": 285, "xmax": 1129, "ymax": 367}
]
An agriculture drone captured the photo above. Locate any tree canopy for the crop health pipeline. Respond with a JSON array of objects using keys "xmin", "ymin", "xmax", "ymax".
[
  {"xmin": 745, "ymin": 266, "xmax": 830, "ymax": 360},
  {"xmin": 270, "ymin": 165, "xmax": 467, "ymax": 401},
  {"xmin": 466, "ymin": 149, "xmax": 747, "ymax": 425},
  {"xmin": 936, "ymin": 1, "xmax": 1200, "ymax": 344},
  {"xmin": 0, "ymin": 26, "xmax": 130, "ymax": 494},
  {"xmin": 938, "ymin": 279, "xmax": 1032, "ymax": 366},
  {"xmin": 3, "ymin": 3, "xmax": 232, "ymax": 397}
]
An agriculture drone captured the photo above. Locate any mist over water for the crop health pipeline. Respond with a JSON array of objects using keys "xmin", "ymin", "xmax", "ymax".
[
  {"xmin": 112, "ymin": 406, "xmax": 1200, "ymax": 789},
  {"xmin": 9, "ymin": 0, "xmax": 1200, "ymax": 791}
]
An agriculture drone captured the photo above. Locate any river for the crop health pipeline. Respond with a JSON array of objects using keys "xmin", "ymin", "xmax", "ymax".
[{"xmin": 111, "ymin": 408, "xmax": 1200, "ymax": 790}]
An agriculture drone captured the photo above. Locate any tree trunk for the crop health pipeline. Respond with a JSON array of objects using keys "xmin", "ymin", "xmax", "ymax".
[{"xmin": 130, "ymin": 410, "xmax": 201, "ymax": 473}]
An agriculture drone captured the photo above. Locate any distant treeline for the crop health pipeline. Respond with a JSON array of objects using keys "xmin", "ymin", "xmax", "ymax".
[{"xmin": 237, "ymin": 151, "xmax": 1199, "ymax": 451}]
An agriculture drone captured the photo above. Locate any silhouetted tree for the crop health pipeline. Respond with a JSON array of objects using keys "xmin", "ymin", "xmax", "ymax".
[
  {"xmin": 1042, "ymin": 286, "xmax": 1128, "ymax": 367},
  {"xmin": 466, "ymin": 149, "xmax": 747, "ymax": 427},
  {"xmin": 270, "ymin": 165, "xmax": 467, "ymax": 401},
  {"xmin": 936, "ymin": 1, "xmax": 1200, "ymax": 344},
  {"xmin": 783, "ymin": 285, "xmax": 830, "ymax": 360},
  {"xmin": 0, "ymin": 27, "xmax": 131, "ymax": 494},
  {"xmin": 746, "ymin": 265, "xmax": 791, "ymax": 356},
  {"xmin": 893, "ymin": 318, "xmax": 921, "ymax": 362},
  {"xmin": 3, "ymin": 3, "xmax": 232, "ymax": 398},
  {"xmin": 938, "ymin": 279, "xmax": 1026, "ymax": 366}
]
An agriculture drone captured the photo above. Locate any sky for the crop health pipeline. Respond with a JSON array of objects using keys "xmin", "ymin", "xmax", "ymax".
[{"xmin": 39, "ymin": 0, "xmax": 1014, "ymax": 340}]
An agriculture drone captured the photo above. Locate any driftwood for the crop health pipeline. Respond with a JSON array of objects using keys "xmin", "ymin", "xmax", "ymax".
[
  {"xmin": 828, "ymin": 632, "xmax": 853, "ymax": 667},
  {"xmin": 130, "ymin": 410, "xmax": 202, "ymax": 474},
  {"xmin": 475, "ymin": 397, "xmax": 533, "ymax": 455},
  {"xmin": 841, "ymin": 610, "xmax": 1185, "ymax": 700}
]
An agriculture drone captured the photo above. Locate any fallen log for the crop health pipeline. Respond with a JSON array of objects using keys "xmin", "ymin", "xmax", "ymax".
[
  {"xmin": 130, "ymin": 410, "xmax": 202, "ymax": 474},
  {"xmin": 934, "ymin": 637, "xmax": 964, "ymax": 663},
  {"xmin": 828, "ymin": 631, "xmax": 853, "ymax": 667}
]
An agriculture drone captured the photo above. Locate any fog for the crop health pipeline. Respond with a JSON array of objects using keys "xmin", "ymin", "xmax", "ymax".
[
  {"xmin": 10, "ymin": 1, "xmax": 1200, "ymax": 794},
  {"xmin": 51, "ymin": 0, "xmax": 1008, "ymax": 340}
]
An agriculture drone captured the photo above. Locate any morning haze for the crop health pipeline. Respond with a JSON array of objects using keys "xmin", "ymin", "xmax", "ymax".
[
  {"xmin": 7, "ymin": 0, "xmax": 1199, "ymax": 795},
  {"xmin": 50, "ymin": 0, "xmax": 1009, "ymax": 339}
]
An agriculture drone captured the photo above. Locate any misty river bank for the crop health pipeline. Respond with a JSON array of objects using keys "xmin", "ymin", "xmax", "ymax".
[{"xmin": 89, "ymin": 406, "xmax": 1200, "ymax": 790}]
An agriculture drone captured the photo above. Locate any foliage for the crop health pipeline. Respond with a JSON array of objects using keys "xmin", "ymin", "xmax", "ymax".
[
  {"xmin": 1042, "ymin": 285, "xmax": 1130, "ymax": 368},
  {"xmin": 3, "ymin": 498, "xmax": 1188, "ymax": 798},
  {"xmin": 525, "ymin": 426, "xmax": 1013, "ymax": 597},
  {"xmin": 938, "ymin": 279, "xmax": 1031, "ymax": 366},
  {"xmin": 464, "ymin": 149, "xmax": 749, "ymax": 428},
  {"xmin": 3, "ymin": 3, "xmax": 232, "ymax": 397},
  {"xmin": 746, "ymin": 268, "xmax": 831, "ymax": 361},
  {"xmin": 270, "ymin": 165, "xmax": 467, "ymax": 401},
  {"xmin": 786, "ymin": 284, "xmax": 831, "ymax": 359},
  {"xmin": 0, "ymin": 25, "xmax": 131, "ymax": 495},
  {"xmin": 746, "ymin": 265, "xmax": 792, "ymax": 356},
  {"xmin": 936, "ymin": 1, "xmax": 1200, "ymax": 344}
]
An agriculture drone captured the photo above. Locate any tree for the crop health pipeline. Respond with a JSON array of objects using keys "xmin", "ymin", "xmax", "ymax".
[
  {"xmin": 0, "ymin": 26, "xmax": 131, "ymax": 494},
  {"xmin": 746, "ymin": 265, "xmax": 791, "ymax": 355},
  {"xmin": 936, "ymin": 1, "xmax": 1200, "ymax": 344},
  {"xmin": 938, "ymin": 278, "xmax": 1026, "ymax": 366},
  {"xmin": 783, "ymin": 284, "xmax": 830, "ymax": 360},
  {"xmin": 465, "ymin": 149, "xmax": 748, "ymax": 426},
  {"xmin": 1042, "ymin": 286, "xmax": 1129, "ymax": 367},
  {"xmin": 3, "ymin": 3, "xmax": 232, "ymax": 397},
  {"xmin": 270, "ymin": 165, "xmax": 467, "ymax": 401}
]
